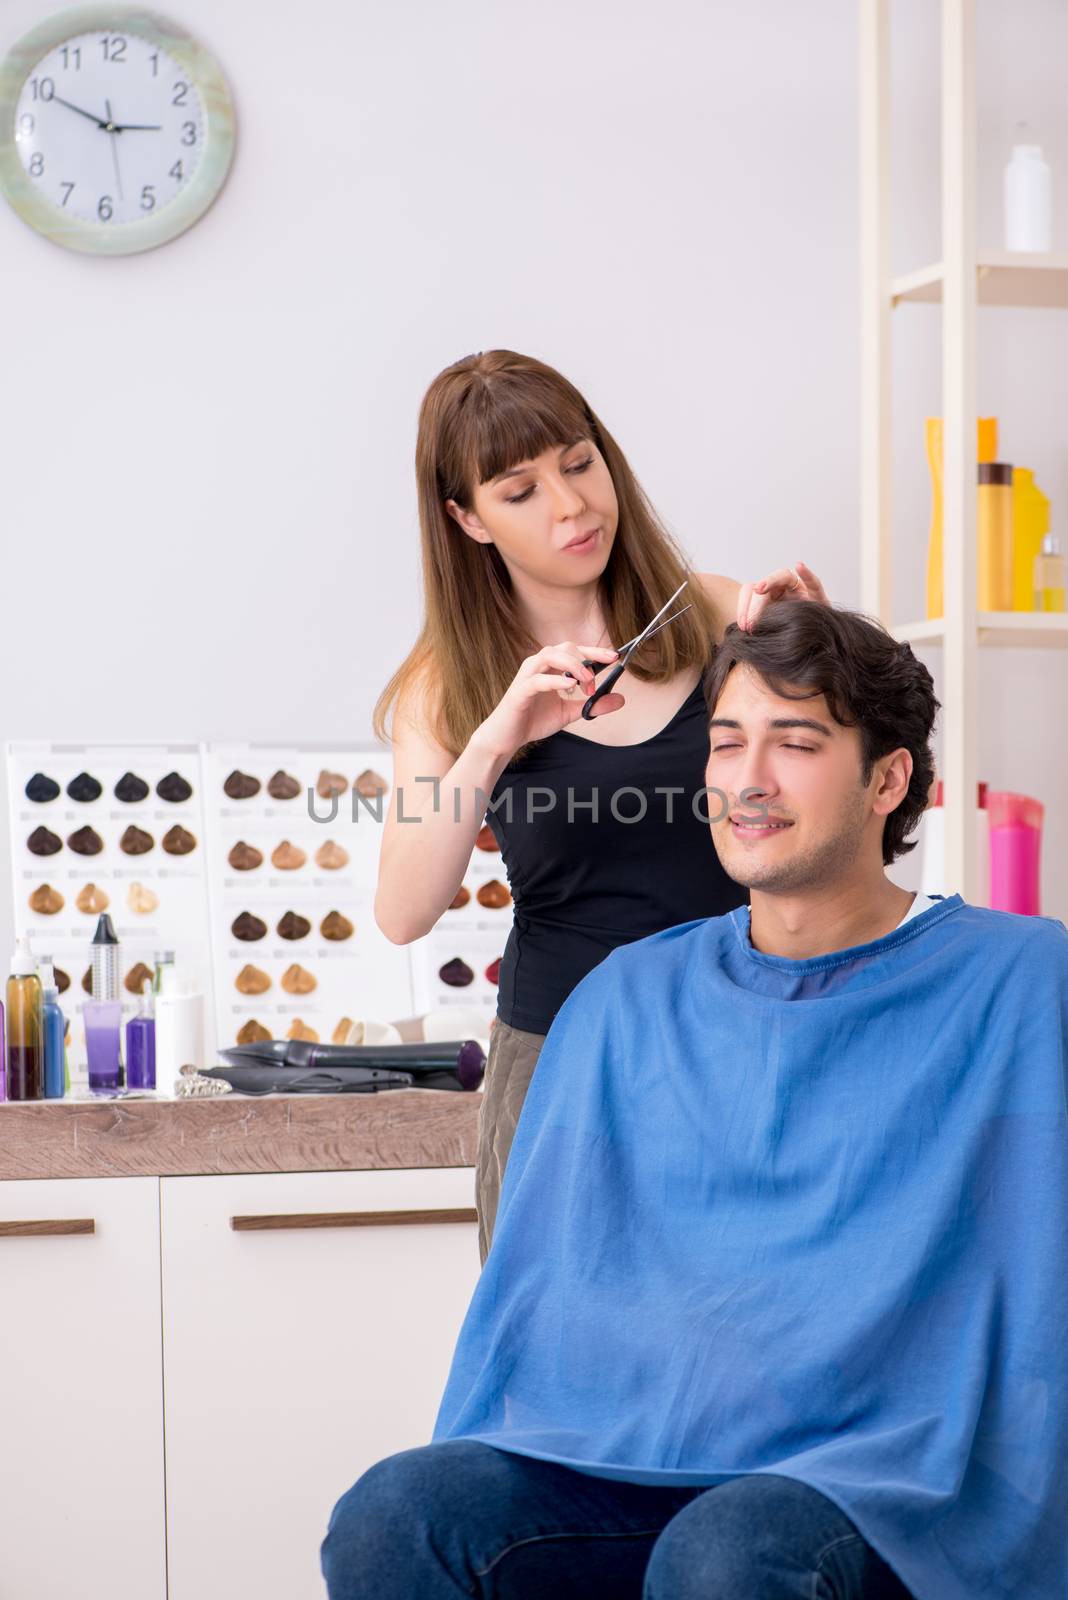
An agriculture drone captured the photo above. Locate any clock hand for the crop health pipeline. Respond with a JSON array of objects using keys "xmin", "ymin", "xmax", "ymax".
[
  {"xmin": 111, "ymin": 122, "xmax": 163, "ymax": 132},
  {"xmin": 104, "ymin": 99, "xmax": 124, "ymax": 201},
  {"xmin": 51, "ymin": 92, "xmax": 108, "ymax": 129}
]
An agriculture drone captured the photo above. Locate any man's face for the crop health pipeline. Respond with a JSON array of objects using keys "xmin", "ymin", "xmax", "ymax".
[{"xmin": 705, "ymin": 665, "xmax": 883, "ymax": 893}]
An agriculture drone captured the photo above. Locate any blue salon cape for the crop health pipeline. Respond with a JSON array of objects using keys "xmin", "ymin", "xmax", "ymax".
[{"xmin": 434, "ymin": 894, "xmax": 1068, "ymax": 1599}]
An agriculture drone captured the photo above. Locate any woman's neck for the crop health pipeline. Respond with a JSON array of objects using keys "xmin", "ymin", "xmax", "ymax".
[{"xmin": 510, "ymin": 570, "xmax": 608, "ymax": 650}]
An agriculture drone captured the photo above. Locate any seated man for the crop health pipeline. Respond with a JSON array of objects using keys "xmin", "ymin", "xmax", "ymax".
[{"xmin": 322, "ymin": 602, "xmax": 1067, "ymax": 1600}]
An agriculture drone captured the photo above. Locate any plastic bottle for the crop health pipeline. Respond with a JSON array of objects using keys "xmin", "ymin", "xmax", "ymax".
[
  {"xmin": 151, "ymin": 950, "xmax": 175, "ymax": 995},
  {"xmin": 925, "ymin": 418, "xmax": 998, "ymax": 619},
  {"xmin": 987, "ymin": 792, "xmax": 1043, "ymax": 915},
  {"xmin": 1004, "ymin": 130, "xmax": 1052, "ymax": 253},
  {"xmin": 125, "ymin": 986, "xmax": 157, "ymax": 1091},
  {"xmin": 155, "ymin": 964, "xmax": 204, "ymax": 1086},
  {"xmin": 919, "ymin": 780, "xmax": 990, "ymax": 908},
  {"xmin": 6, "ymin": 936, "xmax": 43, "ymax": 1100},
  {"xmin": 0, "ymin": 999, "xmax": 6, "ymax": 1101},
  {"xmin": 1033, "ymin": 533, "xmax": 1065, "ymax": 612},
  {"xmin": 85, "ymin": 913, "xmax": 122, "ymax": 1094},
  {"xmin": 978, "ymin": 463, "xmax": 1014, "ymax": 611},
  {"xmin": 1012, "ymin": 468, "xmax": 1051, "ymax": 610},
  {"xmin": 37, "ymin": 955, "xmax": 66, "ymax": 1099}
]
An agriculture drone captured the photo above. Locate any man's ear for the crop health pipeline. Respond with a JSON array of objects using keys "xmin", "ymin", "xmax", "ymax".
[
  {"xmin": 872, "ymin": 748, "xmax": 913, "ymax": 816},
  {"xmin": 445, "ymin": 498, "xmax": 493, "ymax": 547}
]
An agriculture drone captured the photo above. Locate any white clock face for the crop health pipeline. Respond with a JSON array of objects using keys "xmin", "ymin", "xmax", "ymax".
[{"xmin": 14, "ymin": 30, "xmax": 205, "ymax": 227}]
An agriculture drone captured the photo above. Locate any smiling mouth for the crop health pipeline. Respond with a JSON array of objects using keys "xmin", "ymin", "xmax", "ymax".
[{"xmin": 730, "ymin": 818, "xmax": 794, "ymax": 836}]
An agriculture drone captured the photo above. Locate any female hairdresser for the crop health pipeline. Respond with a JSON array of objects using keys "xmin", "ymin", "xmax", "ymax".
[{"xmin": 373, "ymin": 350, "xmax": 827, "ymax": 1262}]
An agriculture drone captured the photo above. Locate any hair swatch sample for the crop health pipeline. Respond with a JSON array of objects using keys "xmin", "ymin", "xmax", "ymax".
[
  {"xmin": 485, "ymin": 957, "xmax": 502, "ymax": 985},
  {"xmin": 315, "ymin": 840, "xmax": 349, "ymax": 871},
  {"xmin": 27, "ymin": 826, "xmax": 62, "ymax": 857},
  {"xmin": 120, "ymin": 825, "xmax": 155, "ymax": 856},
  {"xmin": 354, "ymin": 768, "xmax": 388, "ymax": 798},
  {"xmin": 67, "ymin": 772, "xmax": 103, "ymax": 803},
  {"xmin": 271, "ymin": 840, "xmax": 307, "ymax": 871},
  {"xmin": 277, "ymin": 910, "xmax": 312, "ymax": 941},
  {"xmin": 128, "ymin": 882, "xmax": 159, "ymax": 915},
  {"xmin": 54, "ymin": 966, "xmax": 71, "ymax": 995},
  {"xmin": 223, "ymin": 770, "xmax": 261, "ymax": 801},
  {"xmin": 67, "ymin": 825, "xmax": 104, "ymax": 857},
  {"xmin": 267, "ymin": 770, "xmax": 301, "ymax": 800},
  {"xmin": 448, "ymin": 885, "xmax": 471, "ymax": 910},
  {"xmin": 476, "ymin": 879, "xmax": 512, "ymax": 909},
  {"xmin": 235, "ymin": 963, "xmax": 271, "ymax": 995},
  {"xmin": 157, "ymin": 772, "xmax": 193, "ymax": 803},
  {"xmin": 114, "ymin": 771, "xmax": 150, "ymax": 803},
  {"xmin": 476, "ymin": 823, "xmax": 500, "ymax": 852},
  {"xmin": 316, "ymin": 769, "xmax": 347, "ymax": 799},
  {"xmin": 25, "ymin": 772, "xmax": 60, "ymax": 803},
  {"xmin": 232, "ymin": 911, "xmax": 268, "ymax": 942},
  {"xmin": 332, "ymin": 1016, "xmax": 354, "ymax": 1044},
  {"xmin": 29, "ymin": 884, "xmax": 64, "ymax": 915},
  {"xmin": 162, "ymin": 825, "xmax": 197, "ymax": 856},
  {"xmin": 237, "ymin": 1018, "xmax": 272, "ymax": 1045},
  {"xmin": 75, "ymin": 882, "xmax": 110, "ymax": 915},
  {"xmin": 286, "ymin": 1018, "xmax": 319, "ymax": 1043},
  {"xmin": 228, "ymin": 841, "xmax": 264, "ymax": 871},
  {"xmin": 320, "ymin": 910, "xmax": 354, "ymax": 942},
  {"xmin": 439, "ymin": 956, "xmax": 475, "ymax": 988},
  {"xmin": 125, "ymin": 961, "xmax": 155, "ymax": 996},
  {"xmin": 81, "ymin": 965, "xmax": 93, "ymax": 995},
  {"xmin": 281, "ymin": 963, "xmax": 317, "ymax": 995}
]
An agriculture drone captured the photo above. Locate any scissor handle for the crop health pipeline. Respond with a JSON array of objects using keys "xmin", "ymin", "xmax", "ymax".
[{"xmin": 581, "ymin": 661, "xmax": 627, "ymax": 720}]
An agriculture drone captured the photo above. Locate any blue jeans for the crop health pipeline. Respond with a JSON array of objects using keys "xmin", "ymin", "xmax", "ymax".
[{"xmin": 321, "ymin": 1438, "xmax": 915, "ymax": 1599}]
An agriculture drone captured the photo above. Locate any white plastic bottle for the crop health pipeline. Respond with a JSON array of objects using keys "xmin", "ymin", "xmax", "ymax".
[
  {"xmin": 1004, "ymin": 129, "xmax": 1052, "ymax": 253},
  {"xmin": 919, "ymin": 781, "xmax": 990, "ymax": 908},
  {"xmin": 155, "ymin": 964, "xmax": 204, "ymax": 1086}
]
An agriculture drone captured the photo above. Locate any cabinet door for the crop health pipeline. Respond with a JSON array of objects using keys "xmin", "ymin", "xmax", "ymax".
[
  {"xmin": 0, "ymin": 1177, "xmax": 166, "ymax": 1600},
  {"xmin": 161, "ymin": 1166, "xmax": 480, "ymax": 1600}
]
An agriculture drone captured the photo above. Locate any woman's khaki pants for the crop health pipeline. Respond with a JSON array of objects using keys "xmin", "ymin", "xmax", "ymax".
[{"xmin": 475, "ymin": 1020, "xmax": 546, "ymax": 1264}]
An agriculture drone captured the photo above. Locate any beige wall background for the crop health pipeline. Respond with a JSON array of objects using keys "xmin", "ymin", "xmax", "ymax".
[{"xmin": 1, "ymin": 0, "xmax": 1065, "ymax": 955}]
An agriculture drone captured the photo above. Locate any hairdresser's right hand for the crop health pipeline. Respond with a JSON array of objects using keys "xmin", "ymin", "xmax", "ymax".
[{"xmin": 474, "ymin": 643, "xmax": 623, "ymax": 758}]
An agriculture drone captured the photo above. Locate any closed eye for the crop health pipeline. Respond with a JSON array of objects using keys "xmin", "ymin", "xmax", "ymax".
[
  {"xmin": 711, "ymin": 743, "xmax": 817, "ymax": 753},
  {"xmin": 505, "ymin": 456, "xmax": 593, "ymax": 505}
]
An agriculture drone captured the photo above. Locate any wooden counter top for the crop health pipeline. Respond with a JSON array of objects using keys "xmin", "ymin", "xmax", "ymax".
[{"xmin": 0, "ymin": 1090, "xmax": 481, "ymax": 1181}]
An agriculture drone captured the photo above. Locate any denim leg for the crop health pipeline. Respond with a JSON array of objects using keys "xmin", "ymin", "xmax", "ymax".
[
  {"xmin": 643, "ymin": 1473, "xmax": 915, "ymax": 1600},
  {"xmin": 321, "ymin": 1439, "xmax": 700, "ymax": 1600}
]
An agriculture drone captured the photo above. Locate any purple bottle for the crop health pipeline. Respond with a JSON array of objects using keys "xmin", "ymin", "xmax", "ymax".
[
  {"xmin": 0, "ymin": 998, "xmax": 6, "ymax": 1101},
  {"xmin": 125, "ymin": 989, "xmax": 156, "ymax": 1091}
]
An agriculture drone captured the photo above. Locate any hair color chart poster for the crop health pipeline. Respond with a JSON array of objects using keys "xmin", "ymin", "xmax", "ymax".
[
  {"xmin": 7, "ymin": 741, "xmax": 215, "ymax": 1076},
  {"xmin": 201, "ymin": 744, "xmax": 414, "ymax": 1050},
  {"xmin": 409, "ymin": 818, "xmax": 513, "ymax": 1032}
]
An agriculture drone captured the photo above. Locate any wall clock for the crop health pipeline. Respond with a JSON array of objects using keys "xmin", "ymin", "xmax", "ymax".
[{"xmin": 0, "ymin": 6, "xmax": 235, "ymax": 254}]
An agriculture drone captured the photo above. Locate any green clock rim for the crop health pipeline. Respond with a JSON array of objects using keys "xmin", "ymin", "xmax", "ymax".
[{"xmin": 0, "ymin": 4, "xmax": 235, "ymax": 255}]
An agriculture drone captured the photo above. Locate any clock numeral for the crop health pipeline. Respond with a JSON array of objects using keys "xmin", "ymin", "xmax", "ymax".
[
  {"xmin": 169, "ymin": 159, "xmax": 183, "ymax": 182},
  {"xmin": 148, "ymin": 51, "xmax": 159, "ymax": 76},
  {"xmin": 60, "ymin": 181, "xmax": 75, "ymax": 207},
  {"xmin": 180, "ymin": 121, "xmax": 197, "ymax": 146},
  {"xmin": 100, "ymin": 35, "xmax": 127, "ymax": 63},
  {"xmin": 60, "ymin": 45, "xmax": 81, "ymax": 70},
  {"xmin": 19, "ymin": 113, "xmax": 34, "ymax": 136},
  {"xmin": 140, "ymin": 184, "xmax": 156, "ymax": 212},
  {"xmin": 29, "ymin": 152, "xmax": 44, "ymax": 177},
  {"xmin": 97, "ymin": 195, "xmax": 113, "ymax": 221},
  {"xmin": 30, "ymin": 77, "xmax": 55, "ymax": 101},
  {"xmin": 172, "ymin": 81, "xmax": 189, "ymax": 107}
]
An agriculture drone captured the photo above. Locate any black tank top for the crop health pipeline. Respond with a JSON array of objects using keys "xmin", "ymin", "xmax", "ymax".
[{"xmin": 487, "ymin": 679, "xmax": 747, "ymax": 1034}]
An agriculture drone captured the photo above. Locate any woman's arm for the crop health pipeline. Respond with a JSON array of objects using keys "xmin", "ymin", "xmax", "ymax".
[{"xmin": 698, "ymin": 561, "xmax": 829, "ymax": 640}]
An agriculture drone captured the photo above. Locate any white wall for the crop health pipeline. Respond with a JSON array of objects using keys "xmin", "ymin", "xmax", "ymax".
[{"xmin": 1, "ymin": 0, "xmax": 1065, "ymax": 960}]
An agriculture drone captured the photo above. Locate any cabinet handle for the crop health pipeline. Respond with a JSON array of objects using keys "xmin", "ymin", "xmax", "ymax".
[
  {"xmin": 230, "ymin": 1206, "xmax": 477, "ymax": 1233},
  {"xmin": 0, "ymin": 1218, "xmax": 95, "ymax": 1238}
]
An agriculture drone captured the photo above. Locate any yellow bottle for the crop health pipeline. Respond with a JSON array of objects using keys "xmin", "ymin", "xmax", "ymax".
[
  {"xmin": 926, "ymin": 417, "xmax": 998, "ymax": 619},
  {"xmin": 1012, "ymin": 468, "xmax": 1050, "ymax": 610},
  {"xmin": 1033, "ymin": 534, "xmax": 1066, "ymax": 612},
  {"xmin": 978, "ymin": 464, "xmax": 1014, "ymax": 611}
]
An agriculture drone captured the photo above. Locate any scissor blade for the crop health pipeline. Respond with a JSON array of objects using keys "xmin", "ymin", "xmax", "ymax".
[{"xmin": 622, "ymin": 580, "xmax": 689, "ymax": 657}]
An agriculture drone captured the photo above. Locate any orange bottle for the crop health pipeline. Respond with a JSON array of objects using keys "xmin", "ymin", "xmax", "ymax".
[{"xmin": 925, "ymin": 417, "xmax": 998, "ymax": 619}]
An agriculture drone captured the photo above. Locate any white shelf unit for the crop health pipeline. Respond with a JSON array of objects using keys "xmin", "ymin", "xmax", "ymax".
[{"xmin": 859, "ymin": 0, "xmax": 1068, "ymax": 902}]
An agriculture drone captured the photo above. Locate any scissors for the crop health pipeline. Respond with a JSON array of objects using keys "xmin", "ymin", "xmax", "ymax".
[{"xmin": 576, "ymin": 581, "xmax": 692, "ymax": 720}]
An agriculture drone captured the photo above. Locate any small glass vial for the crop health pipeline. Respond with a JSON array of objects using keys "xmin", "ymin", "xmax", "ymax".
[{"xmin": 1033, "ymin": 533, "xmax": 1065, "ymax": 612}]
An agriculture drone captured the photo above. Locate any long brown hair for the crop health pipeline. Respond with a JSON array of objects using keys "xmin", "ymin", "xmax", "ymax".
[{"xmin": 373, "ymin": 349, "xmax": 718, "ymax": 758}]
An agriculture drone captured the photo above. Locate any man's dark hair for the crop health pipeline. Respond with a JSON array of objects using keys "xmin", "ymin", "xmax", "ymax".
[{"xmin": 703, "ymin": 601, "xmax": 940, "ymax": 866}]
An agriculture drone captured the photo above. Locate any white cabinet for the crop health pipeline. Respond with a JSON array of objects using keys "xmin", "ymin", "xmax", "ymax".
[
  {"xmin": 160, "ymin": 1166, "xmax": 480, "ymax": 1600},
  {"xmin": 0, "ymin": 1177, "xmax": 167, "ymax": 1600}
]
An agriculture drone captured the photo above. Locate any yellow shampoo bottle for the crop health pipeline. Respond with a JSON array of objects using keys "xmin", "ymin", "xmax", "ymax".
[
  {"xmin": 1012, "ymin": 468, "xmax": 1050, "ymax": 610},
  {"xmin": 926, "ymin": 417, "xmax": 998, "ymax": 619}
]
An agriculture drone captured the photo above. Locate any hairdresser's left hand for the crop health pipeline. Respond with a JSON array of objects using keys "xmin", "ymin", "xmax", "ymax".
[{"xmin": 736, "ymin": 560, "xmax": 829, "ymax": 632}]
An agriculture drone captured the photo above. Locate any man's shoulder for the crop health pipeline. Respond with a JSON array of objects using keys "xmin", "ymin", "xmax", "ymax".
[{"xmin": 603, "ymin": 912, "xmax": 738, "ymax": 976}]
